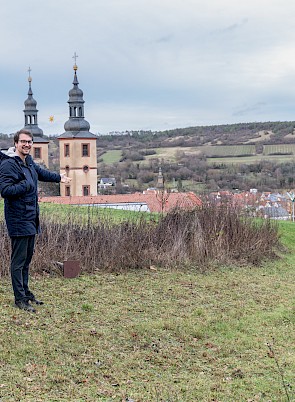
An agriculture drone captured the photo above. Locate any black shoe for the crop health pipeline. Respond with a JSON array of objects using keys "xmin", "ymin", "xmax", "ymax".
[
  {"xmin": 15, "ymin": 300, "xmax": 36, "ymax": 313},
  {"xmin": 30, "ymin": 298, "xmax": 44, "ymax": 305}
]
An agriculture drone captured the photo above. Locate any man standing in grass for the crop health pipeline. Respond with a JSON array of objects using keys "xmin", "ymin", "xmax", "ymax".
[{"xmin": 0, "ymin": 129, "xmax": 71, "ymax": 313}]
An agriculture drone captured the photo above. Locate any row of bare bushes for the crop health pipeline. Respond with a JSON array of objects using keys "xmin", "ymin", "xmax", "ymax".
[{"xmin": 0, "ymin": 203, "xmax": 281, "ymax": 276}]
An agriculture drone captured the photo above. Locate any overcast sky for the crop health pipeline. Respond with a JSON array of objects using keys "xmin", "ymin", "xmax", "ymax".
[{"xmin": 1, "ymin": 0, "xmax": 295, "ymax": 135}]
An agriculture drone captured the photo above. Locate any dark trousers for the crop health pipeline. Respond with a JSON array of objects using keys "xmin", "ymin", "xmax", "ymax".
[{"xmin": 10, "ymin": 235, "xmax": 36, "ymax": 302}]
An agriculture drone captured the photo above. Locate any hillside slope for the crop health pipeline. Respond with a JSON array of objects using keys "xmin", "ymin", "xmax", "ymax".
[{"xmin": 96, "ymin": 121, "xmax": 295, "ymax": 149}]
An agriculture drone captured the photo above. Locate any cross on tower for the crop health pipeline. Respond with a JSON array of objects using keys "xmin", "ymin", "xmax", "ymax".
[
  {"xmin": 72, "ymin": 52, "xmax": 78, "ymax": 65},
  {"xmin": 28, "ymin": 66, "xmax": 32, "ymax": 82}
]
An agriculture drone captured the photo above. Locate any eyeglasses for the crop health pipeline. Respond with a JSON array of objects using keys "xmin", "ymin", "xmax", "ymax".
[{"xmin": 19, "ymin": 140, "xmax": 33, "ymax": 145}]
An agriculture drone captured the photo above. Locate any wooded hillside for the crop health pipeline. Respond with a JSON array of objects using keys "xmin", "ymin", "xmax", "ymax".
[{"xmin": 95, "ymin": 121, "xmax": 295, "ymax": 149}]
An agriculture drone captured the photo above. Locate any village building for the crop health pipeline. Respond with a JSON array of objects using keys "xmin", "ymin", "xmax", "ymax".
[{"xmin": 98, "ymin": 177, "xmax": 116, "ymax": 189}]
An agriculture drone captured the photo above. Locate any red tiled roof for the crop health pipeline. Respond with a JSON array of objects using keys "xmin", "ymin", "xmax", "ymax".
[{"xmin": 39, "ymin": 191, "xmax": 202, "ymax": 213}]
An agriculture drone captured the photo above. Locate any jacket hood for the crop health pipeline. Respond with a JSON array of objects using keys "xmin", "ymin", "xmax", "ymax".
[{"xmin": 2, "ymin": 147, "xmax": 17, "ymax": 157}]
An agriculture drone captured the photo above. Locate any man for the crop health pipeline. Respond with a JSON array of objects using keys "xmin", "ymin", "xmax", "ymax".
[{"xmin": 0, "ymin": 129, "xmax": 71, "ymax": 312}]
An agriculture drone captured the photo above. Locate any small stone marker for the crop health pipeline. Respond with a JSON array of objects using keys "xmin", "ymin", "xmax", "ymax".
[{"xmin": 63, "ymin": 260, "xmax": 80, "ymax": 278}]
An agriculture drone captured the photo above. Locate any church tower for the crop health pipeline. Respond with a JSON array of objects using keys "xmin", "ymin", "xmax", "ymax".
[
  {"xmin": 58, "ymin": 54, "xmax": 98, "ymax": 197},
  {"xmin": 23, "ymin": 68, "xmax": 49, "ymax": 167},
  {"xmin": 157, "ymin": 165, "xmax": 164, "ymax": 189}
]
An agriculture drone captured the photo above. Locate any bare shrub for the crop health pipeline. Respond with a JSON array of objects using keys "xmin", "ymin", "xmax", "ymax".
[
  {"xmin": 0, "ymin": 202, "xmax": 281, "ymax": 276},
  {"xmin": 156, "ymin": 203, "xmax": 280, "ymax": 267}
]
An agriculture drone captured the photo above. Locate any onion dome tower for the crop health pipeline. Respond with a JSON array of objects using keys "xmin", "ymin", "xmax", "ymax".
[
  {"xmin": 23, "ymin": 68, "xmax": 49, "ymax": 166},
  {"xmin": 23, "ymin": 67, "xmax": 43, "ymax": 137},
  {"xmin": 58, "ymin": 53, "xmax": 98, "ymax": 197}
]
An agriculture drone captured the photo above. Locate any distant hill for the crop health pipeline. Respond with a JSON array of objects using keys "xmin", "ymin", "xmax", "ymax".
[{"xmin": 96, "ymin": 121, "xmax": 295, "ymax": 149}]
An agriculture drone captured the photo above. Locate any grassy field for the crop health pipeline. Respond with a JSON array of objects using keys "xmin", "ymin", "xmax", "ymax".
[
  {"xmin": 143, "ymin": 145, "xmax": 256, "ymax": 162},
  {"xmin": 0, "ymin": 221, "xmax": 294, "ymax": 401},
  {"xmin": 100, "ymin": 150, "xmax": 122, "ymax": 164},
  {"xmin": 38, "ymin": 202, "xmax": 151, "ymax": 225},
  {"xmin": 142, "ymin": 147, "xmax": 201, "ymax": 163}
]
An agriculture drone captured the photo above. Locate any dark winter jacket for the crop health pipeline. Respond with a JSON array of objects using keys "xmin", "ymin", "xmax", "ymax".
[
  {"xmin": 0, "ymin": 151, "xmax": 9, "ymax": 164},
  {"xmin": 0, "ymin": 153, "xmax": 61, "ymax": 237}
]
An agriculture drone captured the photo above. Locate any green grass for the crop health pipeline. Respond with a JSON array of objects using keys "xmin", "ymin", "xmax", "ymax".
[
  {"xmin": 181, "ymin": 180, "xmax": 206, "ymax": 192},
  {"xmin": 100, "ymin": 150, "xmax": 122, "ymax": 164},
  {"xmin": 39, "ymin": 202, "xmax": 153, "ymax": 225},
  {"xmin": 0, "ymin": 221, "xmax": 294, "ymax": 401}
]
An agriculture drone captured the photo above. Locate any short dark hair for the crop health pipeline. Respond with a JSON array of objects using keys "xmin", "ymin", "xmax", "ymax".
[{"xmin": 14, "ymin": 129, "xmax": 33, "ymax": 144}]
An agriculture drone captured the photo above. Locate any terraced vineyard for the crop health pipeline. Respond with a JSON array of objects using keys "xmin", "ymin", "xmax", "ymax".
[
  {"xmin": 145, "ymin": 145, "xmax": 257, "ymax": 161},
  {"xmin": 263, "ymin": 144, "xmax": 295, "ymax": 155},
  {"xmin": 201, "ymin": 145, "xmax": 256, "ymax": 157}
]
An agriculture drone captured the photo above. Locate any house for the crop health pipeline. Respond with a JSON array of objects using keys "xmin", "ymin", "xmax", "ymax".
[
  {"xmin": 260, "ymin": 205, "xmax": 289, "ymax": 220},
  {"xmin": 98, "ymin": 178, "xmax": 116, "ymax": 189}
]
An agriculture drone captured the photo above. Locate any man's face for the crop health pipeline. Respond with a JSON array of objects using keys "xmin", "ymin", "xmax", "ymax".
[{"xmin": 15, "ymin": 133, "xmax": 33, "ymax": 158}]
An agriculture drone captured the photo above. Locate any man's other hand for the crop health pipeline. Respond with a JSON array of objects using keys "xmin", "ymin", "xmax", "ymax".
[{"xmin": 60, "ymin": 173, "xmax": 72, "ymax": 184}]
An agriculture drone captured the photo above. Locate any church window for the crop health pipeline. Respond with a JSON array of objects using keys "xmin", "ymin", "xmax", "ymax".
[
  {"xmin": 64, "ymin": 144, "xmax": 70, "ymax": 157},
  {"xmin": 82, "ymin": 185, "xmax": 90, "ymax": 196},
  {"xmin": 34, "ymin": 147, "xmax": 41, "ymax": 159},
  {"xmin": 65, "ymin": 165, "xmax": 70, "ymax": 173},
  {"xmin": 65, "ymin": 186, "xmax": 71, "ymax": 196},
  {"xmin": 82, "ymin": 143, "xmax": 90, "ymax": 157},
  {"xmin": 83, "ymin": 165, "xmax": 89, "ymax": 173}
]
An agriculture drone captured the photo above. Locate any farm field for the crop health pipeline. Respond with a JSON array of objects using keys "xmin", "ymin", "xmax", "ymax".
[
  {"xmin": 143, "ymin": 146, "xmax": 202, "ymax": 162},
  {"xmin": 200, "ymin": 145, "xmax": 256, "ymax": 157},
  {"xmin": 0, "ymin": 221, "xmax": 294, "ymax": 401},
  {"xmin": 207, "ymin": 154, "xmax": 295, "ymax": 164},
  {"xmin": 143, "ymin": 145, "xmax": 256, "ymax": 162},
  {"xmin": 100, "ymin": 145, "xmax": 295, "ymax": 167}
]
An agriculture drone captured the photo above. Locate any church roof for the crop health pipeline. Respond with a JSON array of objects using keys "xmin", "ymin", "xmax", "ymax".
[
  {"xmin": 33, "ymin": 136, "xmax": 49, "ymax": 143},
  {"xmin": 58, "ymin": 59, "xmax": 96, "ymax": 139},
  {"xmin": 58, "ymin": 131, "xmax": 98, "ymax": 139},
  {"xmin": 23, "ymin": 70, "xmax": 44, "ymax": 137}
]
